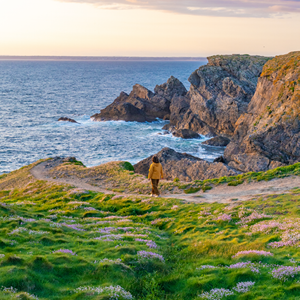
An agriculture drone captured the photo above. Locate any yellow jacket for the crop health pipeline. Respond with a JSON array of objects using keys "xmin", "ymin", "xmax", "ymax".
[{"xmin": 148, "ymin": 162, "xmax": 164, "ymax": 180}]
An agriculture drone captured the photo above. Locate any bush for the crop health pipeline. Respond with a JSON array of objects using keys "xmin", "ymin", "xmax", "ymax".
[{"xmin": 121, "ymin": 162, "xmax": 135, "ymax": 172}]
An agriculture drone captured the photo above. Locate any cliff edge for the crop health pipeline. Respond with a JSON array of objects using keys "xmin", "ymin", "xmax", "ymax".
[{"xmin": 224, "ymin": 51, "xmax": 300, "ymax": 172}]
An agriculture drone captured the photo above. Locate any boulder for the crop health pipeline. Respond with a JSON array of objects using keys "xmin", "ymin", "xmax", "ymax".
[
  {"xmin": 133, "ymin": 147, "xmax": 239, "ymax": 182},
  {"xmin": 172, "ymin": 129, "xmax": 200, "ymax": 139},
  {"xmin": 91, "ymin": 77, "xmax": 187, "ymax": 122},
  {"xmin": 58, "ymin": 117, "xmax": 78, "ymax": 123},
  {"xmin": 224, "ymin": 51, "xmax": 300, "ymax": 172},
  {"xmin": 202, "ymin": 136, "xmax": 230, "ymax": 147}
]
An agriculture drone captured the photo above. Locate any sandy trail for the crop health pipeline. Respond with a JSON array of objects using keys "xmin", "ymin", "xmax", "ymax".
[{"xmin": 30, "ymin": 159, "xmax": 300, "ymax": 203}]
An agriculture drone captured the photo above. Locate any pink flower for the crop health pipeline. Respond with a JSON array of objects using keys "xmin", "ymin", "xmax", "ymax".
[{"xmin": 232, "ymin": 250, "xmax": 273, "ymax": 258}]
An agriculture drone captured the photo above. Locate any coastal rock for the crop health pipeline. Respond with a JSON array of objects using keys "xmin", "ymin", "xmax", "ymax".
[
  {"xmin": 91, "ymin": 76, "xmax": 187, "ymax": 122},
  {"xmin": 213, "ymin": 156, "xmax": 225, "ymax": 163},
  {"xmin": 154, "ymin": 76, "xmax": 187, "ymax": 101},
  {"xmin": 202, "ymin": 136, "xmax": 230, "ymax": 147},
  {"xmin": 58, "ymin": 117, "xmax": 78, "ymax": 123},
  {"xmin": 224, "ymin": 51, "xmax": 300, "ymax": 172},
  {"xmin": 172, "ymin": 129, "xmax": 200, "ymax": 139},
  {"xmin": 133, "ymin": 147, "xmax": 239, "ymax": 182},
  {"xmin": 172, "ymin": 55, "xmax": 271, "ymax": 136}
]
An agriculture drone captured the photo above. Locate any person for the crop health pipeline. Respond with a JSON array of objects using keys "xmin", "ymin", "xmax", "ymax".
[{"xmin": 148, "ymin": 156, "xmax": 164, "ymax": 197}]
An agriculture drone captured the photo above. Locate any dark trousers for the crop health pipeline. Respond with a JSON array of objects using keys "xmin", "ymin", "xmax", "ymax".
[{"xmin": 151, "ymin": 179, "xmax": 160, "ymax": 195}]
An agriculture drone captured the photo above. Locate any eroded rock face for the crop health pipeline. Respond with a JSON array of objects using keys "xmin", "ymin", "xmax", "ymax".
[
  {"xmin": 133, "ymin": 147, "xmax": 239, "ymax": 182},
  {"xmin": 171, "ymin": 55, "xmax": 271, "ymax": 137},
  {"xmin": 224, "ymin": 51, "xmax": 300, "ymax": 172},
  {"xmin": 91, "ymin": 76, "xmax": 187, "ymax": 122}
]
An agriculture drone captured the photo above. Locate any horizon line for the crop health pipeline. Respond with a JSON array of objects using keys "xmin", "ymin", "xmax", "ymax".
[{"xmin": 0, "ymin": 55, "xmax": 208, "ymax": 62}]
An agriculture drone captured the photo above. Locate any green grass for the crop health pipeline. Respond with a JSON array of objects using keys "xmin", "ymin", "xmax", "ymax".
[
  {"xmin": 1, "ymin": 163, "xmax": 300, "ymax": 299},
  {"xmin": 184, "ymin": 187, "xmax": 201, "ymax": 194}
]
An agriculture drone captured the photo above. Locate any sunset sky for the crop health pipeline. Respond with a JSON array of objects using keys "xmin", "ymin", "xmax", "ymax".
[{"xmin": 0, "ymin": 0, "xmax": 299, "ymax": 57}]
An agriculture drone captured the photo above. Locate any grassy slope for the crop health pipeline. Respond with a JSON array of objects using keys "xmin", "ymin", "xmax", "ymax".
[
  {"xmin": 1, "ymin": 162, "xmax": 300, "ymax": 299},
  {"xmin": 47, "ymin": 160, "xmax": 300, "ymax": 195}
]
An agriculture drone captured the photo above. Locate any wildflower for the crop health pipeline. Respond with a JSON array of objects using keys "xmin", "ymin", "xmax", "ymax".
[
  {"xmin": 197, "ymin": 265, "xmax": 216, "ymax": 270},
  {"xmin": 73, "ymin": 285, "xmax": 133, "ymax": 299},
  {"xmin": 217, "ymin": 214, "xmax": 232, "ymax": 222},
  {"xmin": 269, "ymin": 240, "xmax": 295, "ymax": 248},
  {"xmin": 232, "ymin": 250, "xmax": 273, "ymax": 258},
  {"xmin": 135, "ymin": 238, "xmax": 157, "ymax": 249},
  {"xmin": 199, "ymin": 288, "xmax": 234, "ymax": 299},
  {"xmin": 8, "ymin": 227, "xmax": 28, "ymax": 235},
  {"xmin": 237, "ymin": 211, "xmax": 272, "ymax": 225},
  {"xmin": 95, "ymin": 258, "xmax": 122, "ymax": 264},
  {"xmin": 95, "ymin": 234, "xmax": 123, "ymax": 241},
  {"xmin": 52, "ymin": 249, "xmax": 77, "ymax": 256},
  {"xmin": 232, "ymin": 281, "xmax": 255, "ymax": 293},
  {"xmin": 228, "ymin": 262, "xmax": 259, "ymax": 273},
  {"xmin": 61, "ymin": 223, "xmax": 85, "ymax": 231},
  {"xmin": 83, "ymin": 207, "xmax": 98, "ymax": 211},
  {"xmin": 271, "ymin": 266, "xmax": 300, "ymax": 281},
  {"xmin": 137, "ymin": 251, "xmax": 164, "ymax": 262}
]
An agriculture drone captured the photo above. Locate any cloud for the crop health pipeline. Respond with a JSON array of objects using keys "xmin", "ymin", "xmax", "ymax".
[{"xmin": 57, "ymin": 0, "xmax": 300, "ymax": 17}]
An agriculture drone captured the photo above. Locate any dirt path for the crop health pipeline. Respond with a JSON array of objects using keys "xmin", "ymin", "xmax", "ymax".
[{"xmin": 30, "ymin": 159, "xmax": 300, "ymax": 203}]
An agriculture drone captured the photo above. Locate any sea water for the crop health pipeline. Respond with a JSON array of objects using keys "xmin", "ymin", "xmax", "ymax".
[{"xmin": 0, "ymin": 60, "xmax": 224, "ymax": 174}]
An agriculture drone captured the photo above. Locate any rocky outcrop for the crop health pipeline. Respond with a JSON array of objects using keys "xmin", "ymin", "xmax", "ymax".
[
  {"xmin": 91, "ymin": 76, "xmax": 187, "ymax": 122},
  {"xmin": 171, "ymin": 55, "xmax": 271, "ymax": 137},
  {"xmin": 161, "ymin": 125, "xmax": 200, "ymax": 139},
  {"xmin": 202, "ymin": 136, "xmax": 230, "ymax": 147},
  {"xmin": 172, "ymin": 129, "xmax": 200, "ymax": 139},
  {"xmin": 133, "ymin": 147, "xmax": 239, "ymax": 182},
  {"xmin": 224, "ymin": 52, "xmax": 300, "ymax": 172},
  {"xmin": 58, "ymin": 117, "xmax": 78, "ymax": 123}
]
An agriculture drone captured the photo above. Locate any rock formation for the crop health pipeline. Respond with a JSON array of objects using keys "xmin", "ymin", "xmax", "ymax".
[
  {"xmin": 133, "ymin": 147, "xmax": 239, "ymax": 182},
  {"xmin": 224, "ymin": 52, "xmax": 300, "ymax": 172},
  {"xmin": 91, "ymin": 55, "xmax": 269, "ymax": 141},
  {"xmin": 91, "ymin": 76, "xmax": 187, "ymax": 122},
  {"xmin": 170, "ymin": 55, "xmax": 271, "ymax": 137},
  {"xmin": 202, "ymin": 136, "xmax": 230, "ymax": 147},
  {"xmin": 58, "ymin": 117, "xmax": 78, "ymax": 123},
  {"xmin": 172, "ymin": 129, "xmax": 200, "ymax": 139}
]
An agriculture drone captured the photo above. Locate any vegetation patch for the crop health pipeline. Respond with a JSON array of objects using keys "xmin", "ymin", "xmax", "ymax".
[
  {"xmin": 1, "ymin": 163, "xmax": 300, "ymax": 298},
  {"xmin": 184, "ymin": 187, "xmax": 201, "ymax": 194}
]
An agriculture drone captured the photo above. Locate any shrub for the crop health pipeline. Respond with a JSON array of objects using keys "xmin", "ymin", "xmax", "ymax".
[{"xmin": 121, "ymin": 162, "xmax": 135, "ymax": 172}]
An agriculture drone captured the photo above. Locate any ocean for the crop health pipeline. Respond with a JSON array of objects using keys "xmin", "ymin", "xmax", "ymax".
[{"xmin": 0, "ymin": 59, "xmax": 224, "ymax": 175}]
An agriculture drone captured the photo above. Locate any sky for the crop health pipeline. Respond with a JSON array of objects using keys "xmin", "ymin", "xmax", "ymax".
[{"xmin": 0, "ymin": 0, "xmax": 299, "ymax": 57}]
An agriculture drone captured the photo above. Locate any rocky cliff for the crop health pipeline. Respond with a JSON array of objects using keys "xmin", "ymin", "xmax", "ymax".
[
  {"xmin": 224, "ymin": 51, "xmax": 300, "ymax": 172},
  {"xmin": 91, "ymin": 55, "xmax": 269, "ymax": 137},
  {"xmin": 134, "ymin": 147, "xmax": 239, "ymax": 181},
  {"xmin": 171, "ymin": 55, "xmax": 271, "ymax": 137},
  {"xmin": 91, "ymin": 76, "xmax": 187, "ymax": 122}
]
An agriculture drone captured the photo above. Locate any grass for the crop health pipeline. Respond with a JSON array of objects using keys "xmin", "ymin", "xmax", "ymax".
[
  {"xmin": 38, "ymin": 158, "xmax": 300, "ymax": 196},
  {"xmin": 1, "ymin": 162, "xmax": 300, "ymax": 299}
]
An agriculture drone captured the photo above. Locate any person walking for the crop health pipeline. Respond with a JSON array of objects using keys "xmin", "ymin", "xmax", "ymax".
[{"xmin": 148, "ymin": 156, "xmax": 164, "ymax": 197}]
